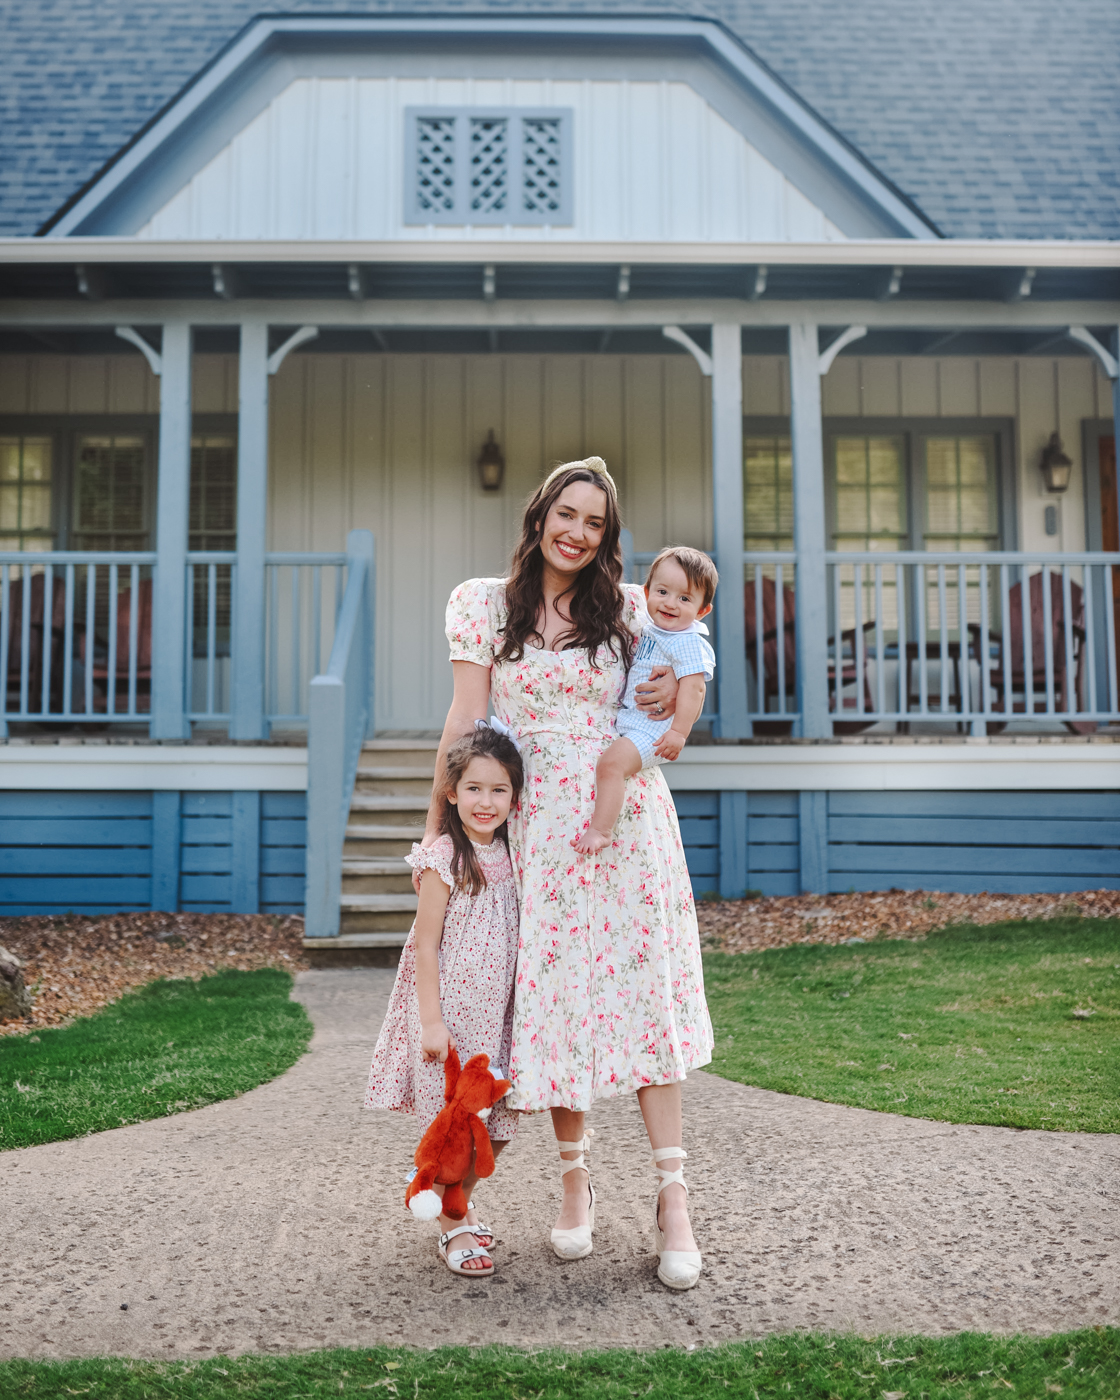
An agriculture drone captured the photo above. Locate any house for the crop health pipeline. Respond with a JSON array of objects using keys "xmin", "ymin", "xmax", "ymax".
[{"xmin": 1, "ymin": 2, "xmax": 1119, "ymax": 951}]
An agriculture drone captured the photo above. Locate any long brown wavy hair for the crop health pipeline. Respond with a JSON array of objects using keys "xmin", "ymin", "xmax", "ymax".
[
  {"xmin": 497, "ymin": 458, "xmax": 632, "ymax": 668},
  {"xmin": 438, "ymin": 725, "xmax": 524, "ymax": 896}
]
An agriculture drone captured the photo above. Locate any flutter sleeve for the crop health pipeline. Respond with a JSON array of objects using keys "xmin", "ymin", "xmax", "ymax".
[
  {"xmin": 621, "ymin": 582, "xmax": 649, "ymax": 642},
  {"xmin": 445, "ymin": 577, "xmax": 499, "ymax": 667},
  {"xmin": 405, "ymin": 837, "xmax": 456, "ymax": 891}
]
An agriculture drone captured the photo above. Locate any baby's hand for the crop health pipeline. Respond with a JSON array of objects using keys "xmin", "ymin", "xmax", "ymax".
[
  {"xmin": 654, "ymin": 729, "xmax": 686, "ymax": 761},
  {"xmin": 421, "ymin": 1021, "xmax": 456, "ymax": 1063}
]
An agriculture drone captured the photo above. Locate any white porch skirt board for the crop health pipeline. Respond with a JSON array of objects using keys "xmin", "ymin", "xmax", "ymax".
[
  {"xmin": 0, "ymin": 746, "xmax": 307, "ymax": 790},
  {"xmin": 1, "ymin": 741, "xmax": 1118, "ymax": 791}
]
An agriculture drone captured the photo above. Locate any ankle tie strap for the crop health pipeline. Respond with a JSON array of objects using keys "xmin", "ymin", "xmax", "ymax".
[
  {"xmin": 556, "ymin": 1129, "xmax": 593, "ymax": 1177},
  {"xmin": 652, "ymin": 1146, "xmax": 689, "ymax": 1196}
]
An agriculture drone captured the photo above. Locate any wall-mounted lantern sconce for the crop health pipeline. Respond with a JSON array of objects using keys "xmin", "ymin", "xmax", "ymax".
[
  {"xmin": 1039, "ymin": 432, "xmax": 1073, "ymax": 493},
  {"xmin": 477, "ymin": 429, "xmax": 505, "ymax": 492}
]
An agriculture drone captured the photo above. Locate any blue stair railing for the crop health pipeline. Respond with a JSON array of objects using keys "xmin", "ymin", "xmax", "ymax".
[{"xmin": 304, "ymin": 529, "xmax": 375, "ymax": 938}]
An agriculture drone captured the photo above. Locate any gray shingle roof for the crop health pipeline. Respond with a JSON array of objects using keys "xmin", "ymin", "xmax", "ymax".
[{"xmin": 1, "ymin": 1, "xmax": 1117, "ymax": 240}]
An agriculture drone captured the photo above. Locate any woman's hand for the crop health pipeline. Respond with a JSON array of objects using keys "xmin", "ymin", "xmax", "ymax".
[
  {"xmin": 634, "ymin": 665, "xmax": 679, "ymax": 719},
  {"xmin": 421, "ymin": 1020, "xmax": 456, "ymax": 1063}
]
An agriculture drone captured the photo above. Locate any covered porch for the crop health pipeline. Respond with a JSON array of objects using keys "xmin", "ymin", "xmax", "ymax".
[{"xmin": 2, "ymin": 237, "xmax": 1119, "ymax": 924}]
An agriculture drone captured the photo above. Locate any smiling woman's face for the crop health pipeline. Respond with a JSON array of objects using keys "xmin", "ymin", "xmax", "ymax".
[{"xmin": 537, "ymin": 481, "xmax": 609, "ymax": 581}]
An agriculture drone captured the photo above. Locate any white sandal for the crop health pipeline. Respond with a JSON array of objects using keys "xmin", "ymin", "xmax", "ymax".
[
  {"xmin": 466, "ymin": 1200, "xmax": 493, "ymax": 1248},
  {"xmin": 652, "ymin": 1147, "xmax": 702, "ymax": 1291},
  {"xmin": 438, "ymin": 1224, "xmax": 494, "ymax": 1276},
  {"xmin": 550, "ymin": 1130, "xmax": 596, "ymax": 1261}
]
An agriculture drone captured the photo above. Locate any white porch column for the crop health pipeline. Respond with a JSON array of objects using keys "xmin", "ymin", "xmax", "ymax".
[
  {"xmin": 231, "ymin": 323, "xmax": 269, "ymax": 739},
  {"xmin": 150, "ymin": 323, "xmax": 192, "ymax": 740},
  {"xmin": 788, "ymin": 322, "xmax": 830, "ymax": 738},
  {"xmin": 711, "ymin": 323, "xmax": 749, "ymax": 738}
]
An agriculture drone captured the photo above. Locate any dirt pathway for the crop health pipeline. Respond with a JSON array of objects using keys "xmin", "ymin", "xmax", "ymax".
[{"xmin": 1, "ymin": 969, "xmax": 1116, "ymax": 1359}]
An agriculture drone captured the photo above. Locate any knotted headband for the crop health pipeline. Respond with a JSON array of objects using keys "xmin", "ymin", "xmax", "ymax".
[{"xmin": 539, "ymin": 455, "xmax": 618, "ymax": 499}]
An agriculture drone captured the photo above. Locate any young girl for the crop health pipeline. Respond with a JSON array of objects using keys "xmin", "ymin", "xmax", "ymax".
[{"xmin": 364, "ymin": 723, "xmax": 523, "ymax": 1277}]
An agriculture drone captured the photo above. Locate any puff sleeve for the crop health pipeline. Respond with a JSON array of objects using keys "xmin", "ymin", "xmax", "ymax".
[
  {"xmin": 445, "ymin": 577, "xmax": 501, "ymax": 667},
  {"xmin": 405, "ymin": 836, "xmax": 456, "ymax": 891}
]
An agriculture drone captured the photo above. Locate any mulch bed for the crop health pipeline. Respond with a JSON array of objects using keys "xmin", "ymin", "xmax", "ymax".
[
  {"xmin": 0, "ymin": 912, "xmax": 308, "ymax": 1035},
  {"xmin": 696, "ymin": 887, "xmax": 1120, "ymax": 953},
  {"xmin": 3, "ymin": 888, "xmax": 1119, "ymax": 1035}
]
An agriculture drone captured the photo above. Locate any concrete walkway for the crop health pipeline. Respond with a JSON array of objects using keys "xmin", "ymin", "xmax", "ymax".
[{"xmin": 1, "ymin": 969, "xmax": 1117, "ymax": 1359}]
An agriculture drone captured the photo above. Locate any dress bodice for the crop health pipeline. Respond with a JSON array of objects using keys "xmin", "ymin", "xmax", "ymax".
[{"xmin": 446, "ymin": 576, "xmax": 647, "ymax": 750}]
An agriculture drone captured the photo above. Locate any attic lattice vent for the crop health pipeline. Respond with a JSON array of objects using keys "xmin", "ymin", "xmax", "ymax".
[{"xmin": 406, "ymin": 109, "xmax": 572, "ymax": 227}]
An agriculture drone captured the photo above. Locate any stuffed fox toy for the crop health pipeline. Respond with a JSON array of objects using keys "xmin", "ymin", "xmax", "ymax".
[{"xmin": 405, "ymin": 1049, "xmax": 512, "ymax": 1221}]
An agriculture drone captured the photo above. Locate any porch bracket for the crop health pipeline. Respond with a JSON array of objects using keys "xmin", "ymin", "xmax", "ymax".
[
  {"xmin": 817, "ymin": 324, "xmax": 867, "ymax": 377},
  {"xmin": 1068, "ymin": 326, "xmax": 1119, "ymax": 380},
  {"xmin": 267, "ymin": 325, "xmax": 319, "ymax": 375},
  {"xmin": 114, "ymin": 326, "xmax": 162, "ymax": 377},
  {"xmin": 662, "ymin": 325, "xmax": 713, "ymax": 377}
]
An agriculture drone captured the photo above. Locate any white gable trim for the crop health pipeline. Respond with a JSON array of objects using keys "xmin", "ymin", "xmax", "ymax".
[{"xmin": 45, "ymin": 16, "xmax": 939, "ymax": 241}]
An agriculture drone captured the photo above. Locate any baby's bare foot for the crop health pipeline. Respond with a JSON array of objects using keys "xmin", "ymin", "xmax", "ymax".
[{"xmin": 571, "ymin": 827, "xmax": 611, "ymax": 855}]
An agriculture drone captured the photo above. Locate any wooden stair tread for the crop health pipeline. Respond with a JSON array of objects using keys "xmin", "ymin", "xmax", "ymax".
[
  {"xmin": 362, "ymin": 738, "xmax": 441, "ymax": 751},
  {"xmin": 345, "ymin": 823, "xmax": 425, "ymax": 840},
  {"xmin": 342, "ymin": 857, "xmax": 411, "ymax": 875},
  {"xmin": 339, "ymin": 892, "xmax": 419, "ymax": 911},
  {"xmin": 349, "ymin": 794, "xmax": 431, "ymax": 811},
  {"xmin": 304, "ymin": 933, "xmax": 408, "ymax": 949},
  {"xmin": 356, "ymin": 764, "xmax": 435, "ymax": 780}
]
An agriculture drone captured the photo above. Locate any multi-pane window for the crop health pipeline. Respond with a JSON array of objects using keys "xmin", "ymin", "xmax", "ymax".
[
  {"xmin": 72, "ymin": 435, "xmax": 148, "ymax": 551},
  {"xmin": 0, "ymin": 436, "xmax": 54, "ymax": 551},
  {"xmin": 407, "ymin": 109, "xmax": 572, "ymax": 225},
  {"xmin": 833, "ymin": 437, "xmax": 907, "ymax": 552},
  {"xmin": 924, "ymin": 436, "xmax": 998, "ymax": 552},
  {"xmin": 188, "ymin": 434, "xmax": 236, "ymax": 650},
  {"xmin": 743, "ymin": 437, "xmax": 793, "ymax": 552},
  {"xmin": 189, "ymin": 435, "xmax": 237, "ymax": 550}
]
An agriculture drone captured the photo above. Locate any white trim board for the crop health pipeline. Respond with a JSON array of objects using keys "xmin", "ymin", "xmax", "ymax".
[
  {"xmin": 4, "ymin": 237, "xmax": 1119, "ymax": 266},
  {"xmin": 0, "ymin": 745, "xmax": 307, "ymax": 791},
  {"xmin": 2, "ymin": 741, "xmax": 1116, "ymax": 794},
  {"xmin": 664, "ymin": 743, "xmax": 1120, "ymax": 792}
]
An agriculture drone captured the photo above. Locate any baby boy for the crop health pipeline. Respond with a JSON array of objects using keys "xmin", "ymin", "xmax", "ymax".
[{"xmin": 571, "ymin": 545, "xmax": 718, "ymax": 856}]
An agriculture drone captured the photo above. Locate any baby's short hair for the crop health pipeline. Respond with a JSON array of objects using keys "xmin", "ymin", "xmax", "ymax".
[{"xmin": 645, "ymin": 546, "xmax": 719, "ymax": 609}]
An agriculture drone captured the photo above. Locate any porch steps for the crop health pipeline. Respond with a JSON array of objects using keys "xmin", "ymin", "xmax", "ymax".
[{"xmin": 334, "ymin": 739, "xmax": 436, "ymax": 948}]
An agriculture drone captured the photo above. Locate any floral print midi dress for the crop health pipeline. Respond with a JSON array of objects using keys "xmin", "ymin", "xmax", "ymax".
[
  {"xmin": 364, "ymin": 834, "xmax": 521, "ymax": 1141},
  {"xmin": 446, "ymin": 577, "xmax": 714, "ymax": 1114}
]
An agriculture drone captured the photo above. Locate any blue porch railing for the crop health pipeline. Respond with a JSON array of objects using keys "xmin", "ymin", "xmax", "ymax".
[
  {"xmin": 1, "ymin": 544, "xmax": 362, "ymax": 735},
  {"xmin": 627, "ymin": 542, "xmax": 1120, "ymax": 733}
]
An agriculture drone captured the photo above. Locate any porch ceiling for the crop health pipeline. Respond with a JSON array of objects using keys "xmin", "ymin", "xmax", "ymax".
[{"xmin": 3, "ymin": 254, "xmax": 1119, "ymax": 306}]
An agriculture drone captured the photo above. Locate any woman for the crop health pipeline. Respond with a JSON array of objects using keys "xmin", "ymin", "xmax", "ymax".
[{"xmin": 420, "ymin": 456, "xmax": 713, "ymax": 1290}]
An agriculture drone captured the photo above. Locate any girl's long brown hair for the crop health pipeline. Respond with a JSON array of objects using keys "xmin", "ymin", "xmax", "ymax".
[
  {"xmin": 439, "ymin": 725, "xmax": 524, "ymax": 895},
  {"xmin": 497, "ymin": 459, "xmax": 632, "ymax": 669}
]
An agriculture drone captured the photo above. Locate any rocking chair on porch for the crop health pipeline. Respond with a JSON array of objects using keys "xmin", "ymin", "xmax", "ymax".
[
  {"xmin": 2, "ymin": 572, "xmax": 68, "ymax": 713},
  {"xmin": 968, "ymin": 570, "xmax": 1090, "ymax": 734},
  {"xmin": 80, "ymin": 578, "xmax": 154, "ymax": 713},
  {"xmin": 743, "ymin": 576, "xmax": 876, "ymax": 734}
]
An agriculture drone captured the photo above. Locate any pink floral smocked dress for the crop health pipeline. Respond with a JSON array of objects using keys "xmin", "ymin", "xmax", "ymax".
[
  {"xmin": 364, "ymin": 834, "xmax": 521, "ymax": 1141},
  {"xmin": 446, "ymin": 577, "xmax": 714, "ymax": 1114}
]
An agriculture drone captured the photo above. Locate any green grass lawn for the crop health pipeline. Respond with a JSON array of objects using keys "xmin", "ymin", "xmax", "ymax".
[
  {"xmin": 0, "ymin": 1332, "xmax": 1117, "ymax": 1399},
  {"xmin": 704, "ymin": 917, "xmax": 1120, "ymax": 1133},
  {"xmin": 0, "ymin": 968, "xmax": 311, "ymax": 1150}
]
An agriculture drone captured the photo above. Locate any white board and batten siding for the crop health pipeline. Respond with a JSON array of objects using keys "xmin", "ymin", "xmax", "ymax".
[
  {"xmin": 136, "ymin": 77, "xmax": 847, "ymax": 243},
  {"xmin": 0, "ymin": 351, "xmax": 1111, "ymax": 730}
]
